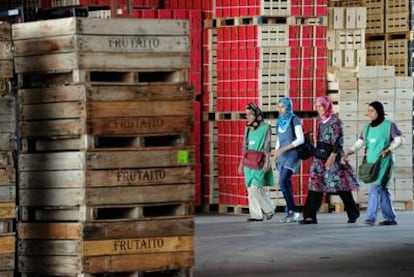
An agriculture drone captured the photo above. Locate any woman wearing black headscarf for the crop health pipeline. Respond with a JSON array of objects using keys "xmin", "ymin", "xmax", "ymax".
[
  {"xmin": 238, "ymin": 103, "xmax": 275, "ymax": 221},
  {"xmin": 342, "ymin": 101, "xmax": 404, "ymax": 226}
]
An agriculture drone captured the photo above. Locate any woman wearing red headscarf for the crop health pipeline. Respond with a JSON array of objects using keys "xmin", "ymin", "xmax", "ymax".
[{"xmin": 299, "ymin": 96, "xmax": 360, "ymax": 224}]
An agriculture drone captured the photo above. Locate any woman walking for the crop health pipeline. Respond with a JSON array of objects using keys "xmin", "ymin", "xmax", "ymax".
[
  {"xmin": 238, "ymin": 103, "xmax": 275, "ymax": 221},
  {"xmin": 300, "ymin": 96, "xmax": 360, "ymax": 224},
  {"xmin": 274, "ymin": 97, "xmax": 304, "ymax": 223},
  {"xmin": 341, "ymin": 101, "xmax": 404, "ymax": 225}
]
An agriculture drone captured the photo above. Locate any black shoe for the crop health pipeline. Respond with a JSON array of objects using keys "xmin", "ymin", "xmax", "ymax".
[
  {"xmin": 299, "ymin": 218, "xmax": 317, "ymax": 224},
  {"xmin": 379, "ymin": 220, "xmax": 397, "ymax": 226},
  {"xmin": 247, "ymin": 217, "xmax": 264, "ymax": 222},
  {"xmin": 265, "ymin": 213, "xmax": 274, "ymax": 220},
  {"xmin": 347, "ymin": 217, "xmax": 359, "ymax": 223}
]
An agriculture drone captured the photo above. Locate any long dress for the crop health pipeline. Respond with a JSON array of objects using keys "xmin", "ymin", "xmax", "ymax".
[{"xmin": 308, "ymin": 113, "xmax": 360, "ymax": 193}]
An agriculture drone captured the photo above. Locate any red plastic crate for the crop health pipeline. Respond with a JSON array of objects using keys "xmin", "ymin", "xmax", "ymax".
[
  {"xmin": 315, "ymin": 0, "xmax": 327, "ymax": 16},
  {"xmin": 302, "ymin": 0, "xmax": 314, "ymax": 16},
  {"xmin": 291, "ymin": 0, "xmax": 301, "ymax": 16}
]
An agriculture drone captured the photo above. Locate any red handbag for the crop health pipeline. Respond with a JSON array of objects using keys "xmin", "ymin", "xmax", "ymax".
[
  {"xmin": 243, "ymin": 149, "xmax": 265, "ymax": 170},
  {"xmin": 242, "ymin": 128, "xmax": 265, "ymax": 170}
]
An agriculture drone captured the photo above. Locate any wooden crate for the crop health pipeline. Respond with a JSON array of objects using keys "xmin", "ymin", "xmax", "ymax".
[
  {"xmin": 0, "ymin": 233, "xmax": 15, "ymax": 273},
  {"xmin": 0, "ymin": 96, "xmax": 16, "ymax": 151},
  {"xmin": 18, "ymin": 83, "xmax": 194, "ymax": 152},
  {"xmin": 334, "ymin": 29, "xmax": 365, "ymax": 50},
  {"xmin": 18, "ymin": 148, "xmax": 195, "ymax": 222},
  {"xmin": 366, "ymin": 14, "xmax": 384, "ymax": 34},
  {"xmin": 13, "ymin": 18, "xmax": 190, "ymax": 79},
  {"xmin": 366, "ymin": 40, "xmax": 385, "ymax": 65},
  {"xmin": 386, "ymin": 0, "xmax": 409, "ymax": 13},
  {"xmin": 0, "ymin": 22, "xmax": 12, "ymax": 81},
  {"xmin": 386, "ymin": 12, "xmax": 410, "ymax": 33},
  {"xmin": 18, "ymin": 221, "xmax": 194, "ymax": 275}
]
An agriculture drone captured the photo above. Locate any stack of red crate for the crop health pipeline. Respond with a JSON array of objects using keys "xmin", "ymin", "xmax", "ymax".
[
  {"xmin": 163, "ymin": 0, "xmax": 214, "ymax": 18},
  {"xmin": 133, "ymin": 8, "xmax": 203, "ymax": 206},
  {"xmin": 289, "ymin": 24, "xmax": 328, "ymax": 111},
  {"xmin": 202, "ymin": 27, "xmax": 217, "ymax": 112},
  {"xmin": 217, "ymin": 120, "xmax": 247, "ymax": 206},
  {"xmin": 216, "ymin": 24, "xmax": 290, "ymax": 113},
  {"xmin": 215, "ymin": 0, "xmax": 326, "ymax": 17}
]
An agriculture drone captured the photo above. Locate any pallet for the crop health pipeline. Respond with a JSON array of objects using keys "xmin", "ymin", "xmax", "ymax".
[
  {"xmin": 366, "ymin": 31, "xmax": 413, "ymax": 41},
  {"xmin": 17, "ymin": 68, "xmax": 188, "ymax": 88},
  {"xmin": 206, "ymin": 16, "xmax": 296, "ymax": 28},
  {"xmin": 22, "ymin": 268, "xmax": 193, "ymax": 277},
  {"xmin": 20, "ymin": 133, "xmax": 191, "ymax": 152},
  {"xmin": 20, "ymin": 202, "xmax": 194, "ymax": 222},
  {"xmin": 218, "ymin": 204, "xmax": 249, "ymax": 215}
]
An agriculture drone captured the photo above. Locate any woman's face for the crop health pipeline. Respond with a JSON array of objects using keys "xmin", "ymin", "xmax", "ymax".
[
  {"xmin": 315, "ymin": 102, "xmax": 325, "ymax": 117},
  {"xmin": 245, "ymin": 109, "xmax": 255, "ymax": 124},
  {"xmin": 367, "ymin": 105, "xmax": 378, "ymax": 121},
  {"xmin": 278, "ymin": 102, "xmax": 286, "ymax": 115}
]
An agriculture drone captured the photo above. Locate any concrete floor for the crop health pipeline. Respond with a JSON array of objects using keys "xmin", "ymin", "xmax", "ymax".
[{"xmin": 195, "ymin": 210, "xmax": 414, "ymax": 277}]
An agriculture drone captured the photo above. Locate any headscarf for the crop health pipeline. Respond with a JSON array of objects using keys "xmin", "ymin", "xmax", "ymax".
[
  {"xmin": 246, "ymin": 103, "xmax": 264, "ymax": 129},
  {"xmin": 316, "ymin": 95, "xmax": 335, "ymax": 121},
  {"xmin": 277, "ymin": 97, "xmax": 295, "ymax": 131},
  {"xmin": 368, "ymin": 101, "xmax": 385, "ymax": 127}
]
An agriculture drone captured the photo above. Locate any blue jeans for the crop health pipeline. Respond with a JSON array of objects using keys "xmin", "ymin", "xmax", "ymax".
[
  {"xmin": 367, "ymin": 183, "xmax": 396, "ymax": 222},
  {"xmin": 279, "ymin": 167, "xmax": 297, "ymax": 213}
]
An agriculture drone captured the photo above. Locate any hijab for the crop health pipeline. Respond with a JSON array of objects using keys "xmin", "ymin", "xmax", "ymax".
[
  {"xmin": 316, "ymin": 95, "xmax": 335, "ymax": 121},
  {"xmin": 277, "ymin": 97, "xmax": 295, "ymax": 131},
  {"xmin": 246, "ymin": 103, "xmax": 264, "ymax": 129},
  {"xmin": 369, "ymin": 101, "xmax": 385, "ymax": 127}
]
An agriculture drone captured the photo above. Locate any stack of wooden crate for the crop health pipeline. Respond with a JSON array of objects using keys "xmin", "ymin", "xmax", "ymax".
[
  {"xmin": 0, "ymin": 21, "xmax": 15, "ymax": 277},
  {"xmin": 327, "ymin": 6, "xmax": 367, "ymax": 69},
  {"xmin": 14, "ymin": 17, "xmax": 195, "ymax": 276}
]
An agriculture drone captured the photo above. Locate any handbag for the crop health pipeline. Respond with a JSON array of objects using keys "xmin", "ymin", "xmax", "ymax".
[
  {"xmin": 289, "ymin": 117, "xmax": 314, "ymax": 160},
  {"xmin": 357, "ymin": 125, "xmax": 387, "ymax": 183},
  {"xmin": 314, "ymin": 141, "xmax": 334, "ymax": 161},
  {"xmin": 242, "ymin": 128, "xmax": 265, "ymax": 170},
  {"xmin": 243, "ymin": 149, "xmax": 265, "ymax": 170},
  {"xmin": 358, "ymin": 157, "xmax": 381, "ymax": 183}
]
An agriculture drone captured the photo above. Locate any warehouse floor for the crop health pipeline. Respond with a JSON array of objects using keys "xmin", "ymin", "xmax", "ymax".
[{"xmin": 195, "ymin": 210, "xmax": 414, "ymax": 277}]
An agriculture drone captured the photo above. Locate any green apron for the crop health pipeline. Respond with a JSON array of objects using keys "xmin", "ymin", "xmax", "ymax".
[
  {"xmin": 363, "ymin": 120, "xmax": 394, "ymax": 186},
  {"xmin": 243, "ymin": 124, "xmax": 274, "ymax": 187}
]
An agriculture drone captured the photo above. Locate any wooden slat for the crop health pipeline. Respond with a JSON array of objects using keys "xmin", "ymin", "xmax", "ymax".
[
  {"xmin": 0, "ymin": 235, "xmax": 15, "ymax": 254},
  {"xmin": 0, "ymin": 203, "xmax": 15, "ymax": 219},
  {"xmin": 19, "ymin": 240, "xmax": 81, "ymax": 256},
  {"xmin": 19, "ymin": 152, "xmax": 86, "ymax": 171},
  {"xmin": 19, "ymin": 188, "xmax": 84, "ymax": 206},
  {"xmin": 18, "ymin": 85, "xmax": 86, "ymax": 104},
  {"xmin": 0, "ymin": 60, "xmax": 13, "ymax": 78},
  {"xmin": 18, "ymin": 256, "xmax": 81, "ymax": 273},
  {"xmin": 86, "ymin": 148, "xmax": 194, "ymax": 169},
  {"xmin": 0, "ymin": 41, "xmax": 12, "ymax": 59},
  {"xmin": 19, "ymin": 170, "xmax": 85, "ymax": 189},
  {"xmin": 0, "ymin": 22, "xmax": 11, "ymax": 40},
  {"xmin": 87, "ymin": 116, "xmax": 192, "ymax": 135},
  {"xmin": 83, "ymin": 218, "xmax": 194, "ymax": 239},
  {"xmin": 83, "ymin": 252, "xmax": 193, "ymax": 273},
  {"xmin": 12, "ymin": 18, "xmax": 189, "ymax": 39},
  {"xmin": 21, "ymin": 102, "xmax": 86, "ymax": 120},
  {"xmin": 18, "ymin": 223, "xmax": 82, "ymax": 239},
  {"xmin": 14, "ymin": 52, "xmax": 190, "ymax": 73},
  {"xmin": 20, "ymin": 119, "xmax": 87, "ymax": 138},
  {"xmin": 83, "ymin": 236, "xmax": 193, "ymax": 256},
  {"xmin": 86, "ymin": 167, "xmax": 194, "ymax": 187},
  {"xmin": 0, "ymin": 169, "xmax": 15, "ymax": 186},
  {"xmin": 0, "ymin": 253, "xmax": 14, "ymax": 271},
  {"xmin": 0, "ymin": 186, "xmax": 15, "ymax": 203},
  {"xmin": 88, "ymin": 101, "xmax": 192, "ymax": 117},
  {"xmin": 85, "ymin": 184, "xmax": 194, "ymax": 205},
  {"xmin": 14, "ymin": 35, "xmax": 189, "ymax": 56},
  {"xmin": 0, "ymin": 134, "xmax": 16, "ymax": 151}
]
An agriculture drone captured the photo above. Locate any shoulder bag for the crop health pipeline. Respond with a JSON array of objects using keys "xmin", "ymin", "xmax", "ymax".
[
  {"xmin": 242, "ymin": 128, "xmax": 265, "ymax": 170},
  {"xmin": 357, "ymin": 125, "xmax": 386, "ymax": 183},
  {"xmin": 290, "ymin": 117, "xmax": 314, "ymax": 160}
]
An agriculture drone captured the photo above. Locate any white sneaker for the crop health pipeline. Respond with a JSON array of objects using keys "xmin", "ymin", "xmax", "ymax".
[{"xmin": 280, "ymin": 212, "xmax": 300, "ymax": 223}]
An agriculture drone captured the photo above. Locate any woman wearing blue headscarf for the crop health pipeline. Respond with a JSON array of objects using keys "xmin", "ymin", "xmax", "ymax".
[{"xmin": 274, "ymin": 97, "xmax": 304, "ymax": 223}]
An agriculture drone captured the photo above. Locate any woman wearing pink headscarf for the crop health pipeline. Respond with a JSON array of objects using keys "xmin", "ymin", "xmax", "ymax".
[{"xmin": 299, "ymin": 96, "xmax": 360, "ymax": 224}]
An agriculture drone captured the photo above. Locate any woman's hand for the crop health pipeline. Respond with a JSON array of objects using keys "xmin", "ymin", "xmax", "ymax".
[
  {"xmin": 263, "ymin": 160, "xmax": 270, "ymax": 173},
  {"xmin": 238, "ymin": 162, "xmax": 244, "ymax": 175},
  {"xmin": 380, "ymin": 148, "xmax": 391, "ymax": 158},
  {"xmin": 274, "ymin": 149, "xmax": 283, "ymax": 159},
  {"xmin": 325, "ymin": 153, "xmax": 336, "ymax": 169}
]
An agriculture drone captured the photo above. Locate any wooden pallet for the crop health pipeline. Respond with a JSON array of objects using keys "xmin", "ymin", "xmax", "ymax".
[
  {"xmin": 208, "ymin": 16, "xmax": 296, "ymax": 28},
  {"xmin": 17, "ymin": 68, "xmax": 188, "ymax": 88},
  {"xmin": 20, "ymin": 202, "xmax": 194, "ymax": 222},
  {"xmin": 21, "ymin": 268, "xmax": 194, "ymax": 277},
  {"xmin": 218, "ymin": 204, "xmax": 249, "ymax": 215}
]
